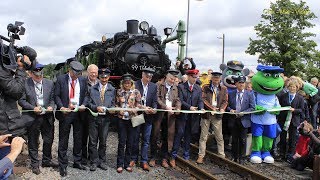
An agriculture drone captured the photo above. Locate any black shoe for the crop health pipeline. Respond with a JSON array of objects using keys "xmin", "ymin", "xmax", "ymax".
[
  {"xmin": 81, "ymin": 159, "xmax": 88, "ymax": 165},
  {"xmin": 42, "ymin": 161, "xmax": 59, "ymax": 168},
  {"xmin": 32, "ymin": 167, "xmax": 41, "ymax": 175},
  {"xmin": 90, "ymin": 164, "xmax": 97, "ymax": 171},
  {"xmin": 73, "ymin": 163, "xmax": 87, "ymax": 170},
  {"xmin": 59, "ymin": 167, "xmax": 67, "ymax": 177},
  {"xmin": 98, "ymin": 163, "xmax": 108, "ymax": 170}
]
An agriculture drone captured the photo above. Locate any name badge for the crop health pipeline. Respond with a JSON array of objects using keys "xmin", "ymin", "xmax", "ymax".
[{"xmin": 166, "ymin": 99, "xmax": 172, "ymax": 107}]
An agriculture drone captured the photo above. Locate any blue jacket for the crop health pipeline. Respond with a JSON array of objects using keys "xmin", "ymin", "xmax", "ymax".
[
  {"xmin": 0, "ymin": 157, "xmax": 13, "ymax": 180},
  {"xmin": 227, "ymin": 90, "xmax": 255, "ymax": 128},
  {"xmin": 86, "ymin": 83, "xmax": 115, "ymax": 112}
]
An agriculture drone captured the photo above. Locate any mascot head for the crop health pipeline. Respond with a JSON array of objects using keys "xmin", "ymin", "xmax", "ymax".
[
  {"xmin": 220, "ymin": 60, "xmax": 249, "ymax": 89},
  {"xmin": 252, "ymin": 65, "xmax": 284, "ymax": 95}
]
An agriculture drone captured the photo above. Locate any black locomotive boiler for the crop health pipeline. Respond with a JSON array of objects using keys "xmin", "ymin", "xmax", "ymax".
[{"xmin": 76, "ymin": 19, "xmax": 186, "ymax": 83}]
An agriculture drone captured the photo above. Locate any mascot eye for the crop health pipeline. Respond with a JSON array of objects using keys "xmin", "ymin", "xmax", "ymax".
[
  {"xmin": 274, "ymin": 73, "xmax": 280, "ymax": 78},
  {"xmin": 226, "ymin": 70, "xmax": 233, "ymax": 75},
  {"xmin": 264, "ymin": 73, "xmax": 271, "ymax": 77},
  {"xmin": 236, "ymin": 72, "xmax": 242, "ymax": 76}
]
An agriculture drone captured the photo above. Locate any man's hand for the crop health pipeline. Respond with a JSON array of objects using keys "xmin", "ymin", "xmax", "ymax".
[
  {"xmin": 17, "ymin": 55, "xmax": 31, "ymax": 69},
  {"xmin": 219, "ymin": 109, "xmax": 225, "ymax": 113},
  {"xmin": 34, "ymin": 106, "xmax": 42, "ymax": 114},
  {"xmin": 230, "ymin": 109, "xmax": 236, "ymax": 113},
  {"xmin": 0, "ymin": 134, "xmax": 12, "ymax": 148},
  {"xmin": 78, "ymin": 105, "xmax": 86, "ymax": 112},
  {"xmin": 97, "ymin": 106, "xmax": 105, "ymax": 113},
  {"xmin": 6, "ymin": 137, "xmax": 26, "ymax": 163},
  {"xmin": 190, "ymin": 106, "xmax": 198, "ymax": 111},
  {"xmin": 60, "ymin": 107, "xmax": 71, "ymax": 114},
  {"xmin": 46, "ymin": 106, "xmax": 53, "ymax": 112}
]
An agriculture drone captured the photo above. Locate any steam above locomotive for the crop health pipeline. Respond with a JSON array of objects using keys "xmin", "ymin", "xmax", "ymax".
[{"xmin": 76, "ymin": 19, "xmax": 186, "ymax": 81}]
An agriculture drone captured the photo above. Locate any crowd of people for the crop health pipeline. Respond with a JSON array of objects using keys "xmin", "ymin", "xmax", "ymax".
[{"xmin": 1, "ymin": 56, "xmax": 320, "ymax": 178}]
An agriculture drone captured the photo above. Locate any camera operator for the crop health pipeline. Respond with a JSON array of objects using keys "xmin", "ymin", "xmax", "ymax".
[
  {"xmin": 0, "ymin": 54, "xmax": 31, "ymax": 136},
  {"xmin": 0, "ymin": 134, "xmax": 26, "ymax": 179}
]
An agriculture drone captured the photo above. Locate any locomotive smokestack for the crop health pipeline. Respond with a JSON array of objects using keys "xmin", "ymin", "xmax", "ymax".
[{"xmin": 126, "ymin": 20, "xmax": 139, "ymax": 34}]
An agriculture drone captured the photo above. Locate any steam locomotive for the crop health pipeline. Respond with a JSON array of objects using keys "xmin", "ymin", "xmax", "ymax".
[{"xmin": 75, "ymin": 19, "xmax": 186, "ymax": 82}]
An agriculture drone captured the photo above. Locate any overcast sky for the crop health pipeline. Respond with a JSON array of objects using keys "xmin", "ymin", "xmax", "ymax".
[{"xmin": 0, "ymin": 0, "xmax": 319, "ymax": 72}]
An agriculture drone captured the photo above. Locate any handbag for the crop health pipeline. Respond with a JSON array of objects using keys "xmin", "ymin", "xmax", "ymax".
[{"xmin": 131, "ymin": 113, "xmax": 145, "ymax": 127}]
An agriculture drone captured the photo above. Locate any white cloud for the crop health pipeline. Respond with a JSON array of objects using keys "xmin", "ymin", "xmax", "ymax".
[{"xmin": 0, "ymin": 0, "xmax": 318, "ymax": 73}]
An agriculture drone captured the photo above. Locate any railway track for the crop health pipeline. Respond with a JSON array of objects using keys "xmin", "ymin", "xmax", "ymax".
[{"xmin": 175, "ymin": 143, "xmax": 274, "ymax": 180}]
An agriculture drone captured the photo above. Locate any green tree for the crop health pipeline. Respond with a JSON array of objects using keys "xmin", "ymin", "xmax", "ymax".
[
  {"xmin": 42, "ymin": 63, "xmax": 56, "ymax": 79},
  {"xmin": 246, "ymin": 0, "xmax": 318, "ymax": 77}
]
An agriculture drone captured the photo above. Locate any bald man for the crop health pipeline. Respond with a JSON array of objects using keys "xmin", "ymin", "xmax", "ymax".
[{"xmin": 81, "ymin": 64, "xmax": 99, "ymax": 165}]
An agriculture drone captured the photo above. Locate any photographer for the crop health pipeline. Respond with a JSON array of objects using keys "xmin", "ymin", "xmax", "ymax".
[
  {"xmin": 0, "ymin": 134, "xmax": 26, "ymax": 179},
  {"xmin": 291, "ymin": 121, "xmax": 320, "ymax": 171},
  {"xmin": 177, "ymin": 57, "xmax": 196, "ymax": 75}
]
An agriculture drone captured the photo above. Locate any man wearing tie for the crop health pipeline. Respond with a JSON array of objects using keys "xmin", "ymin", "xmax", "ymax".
[
  {"xmin": 278, "ymin": 81, "xmax": 305, "ymax": 162},
  {"xmin": 131, "ymin": 68, "xmax": 157, "ymax": 171},
  {"xmin": 226, "ymin": 76, "xmax": 255, "ymax": 164},
  {"xmin": 197, "ymin": 72, "xmax": 228, "ymax": 164},
  {"xmin": 55, "ymin": 60, "xmax": 88, "ymax": 176},
  {"xmin": 18, "ymin": 63, "xmax": 57, "ymax": 174},
  {"xmin": 85, "ymin": 68, "xmax": 115, "ymax": 171},
  {"xmin": 171, "ymin": 69, "xmax": 204, "ymax": 166}
]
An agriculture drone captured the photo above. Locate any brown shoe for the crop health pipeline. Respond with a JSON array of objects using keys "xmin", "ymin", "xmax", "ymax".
[
  {"xmin": 141, "ymin": 162, "xmax": 150, "ymax": 171},
  {"xmin": 129, "ymin": 161, "xmax": 135, "ymax": 167},
  {"xmin": 196, "ymin": 156, "xmax": 204, "ymax": 164},
  {"xmin": 149, "ymin": 159, "xmax": 156, "ymax": 167},
  {"xmin": 161, "ymin": 159, "xmax": 169, "ymax": 168},
  {"xmin": 169, "ymin": 159, "xmax": 176, "ymax": 168}
]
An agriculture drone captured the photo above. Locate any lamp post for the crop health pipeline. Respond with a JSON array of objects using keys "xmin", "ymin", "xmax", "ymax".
[
  {"xmin": 217, "ymin": 33, "xmax": 225, "ymax": 64},
  {"xmin": 185, "ymin": 0, "xmax": 203, "ymax": 59}
]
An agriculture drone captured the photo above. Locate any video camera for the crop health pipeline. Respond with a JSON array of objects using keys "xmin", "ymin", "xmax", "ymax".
[{"xmin": 0, "ymin": 21, "xmax": 37, "ymax": 71}]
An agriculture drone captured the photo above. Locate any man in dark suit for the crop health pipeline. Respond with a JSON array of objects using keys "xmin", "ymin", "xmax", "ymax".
[
  {"xmin": 54, "ymin": 61, "xmax": 88, "ymax": 176},
  {"xmin": 131, "ymin": 68, "xmax": 157, "ymax": 171},
  {"xmin": 18, "ymin": 63, "xmax": 57, "ymax": 174},
  {"xmin": 226, "ymin": 76, "xmax": 255, "ymax": 164},
  {"xmin": 171, "ymin": 69, "xmax": 204, "ymax": 166},
  {"xmin": 85, "ymin": 68, "xmax": 115, "ymax": 171},
  {"xmin": 278, "ymin": 81, "xmax": 305, "ymax": 162}
]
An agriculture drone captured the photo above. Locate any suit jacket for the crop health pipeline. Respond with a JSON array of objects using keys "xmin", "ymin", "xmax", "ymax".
[
  {"xmin": 202, "ymin": 82, "xmax": 228, "ymax": 119},
  {"xmin": 135, "ymin": 80, "xmax": 158, "ymax": 121},
  {"xmin": 278, "ymin": 92, "xmax": 305, "ymax": 127},
  {"xmin": 18, "ymin": 78, "xmax": 55, "ymax": 125},
  {"xmin": 178, "ymin": 82, "xmax": 204, "ymax": 134},
  {"xmin": 87, "ymin": 83, "xmax": 115, "ymax": 114},
  {"xmin": 226, "ymin": 90, "xmax": 255, "ymax": 128},
  {"xmin": 54, "ymin": 74, "xmax": 87, "ymax": 120}
]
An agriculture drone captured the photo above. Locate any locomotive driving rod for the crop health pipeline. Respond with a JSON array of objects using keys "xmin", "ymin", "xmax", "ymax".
[{"xmin": 161, "ymin": 20, "xmax": 186, "ymax": 61}]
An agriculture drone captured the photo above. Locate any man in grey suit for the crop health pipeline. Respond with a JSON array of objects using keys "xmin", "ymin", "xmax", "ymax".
[
  {"xmin": 18, "ymin": 63, "xmax": 57, "ymax": 174},
  {"xmin": 226, "ymin": 76, "xmax": 255, "ymax": 164}
]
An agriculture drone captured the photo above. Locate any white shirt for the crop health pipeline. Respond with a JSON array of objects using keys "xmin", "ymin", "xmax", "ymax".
[
  {"xmin": 141, "ymin": 81, "xmax": 148, "ymax": 106},
  {"xmin": 68, "ymin": 74, "xmax": 80, "ymax": 106},
  {"xmin": 33, "ymin": 80, "xmax": 43, "ymax": 106}
]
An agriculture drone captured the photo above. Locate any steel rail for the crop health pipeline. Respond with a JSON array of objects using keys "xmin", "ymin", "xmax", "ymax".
[
  {"xmin": 175, "ymin": 155, "xmax": 218, "ymax": 180},
  {"xmin": 190, "ymin": 143, "xmax": 274, "ymax": 180}
]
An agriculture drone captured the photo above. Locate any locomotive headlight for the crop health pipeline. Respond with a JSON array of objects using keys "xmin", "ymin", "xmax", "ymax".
[{"xmin": 139, "ymin": 21, "xmax": 149, "ymax": 32}]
